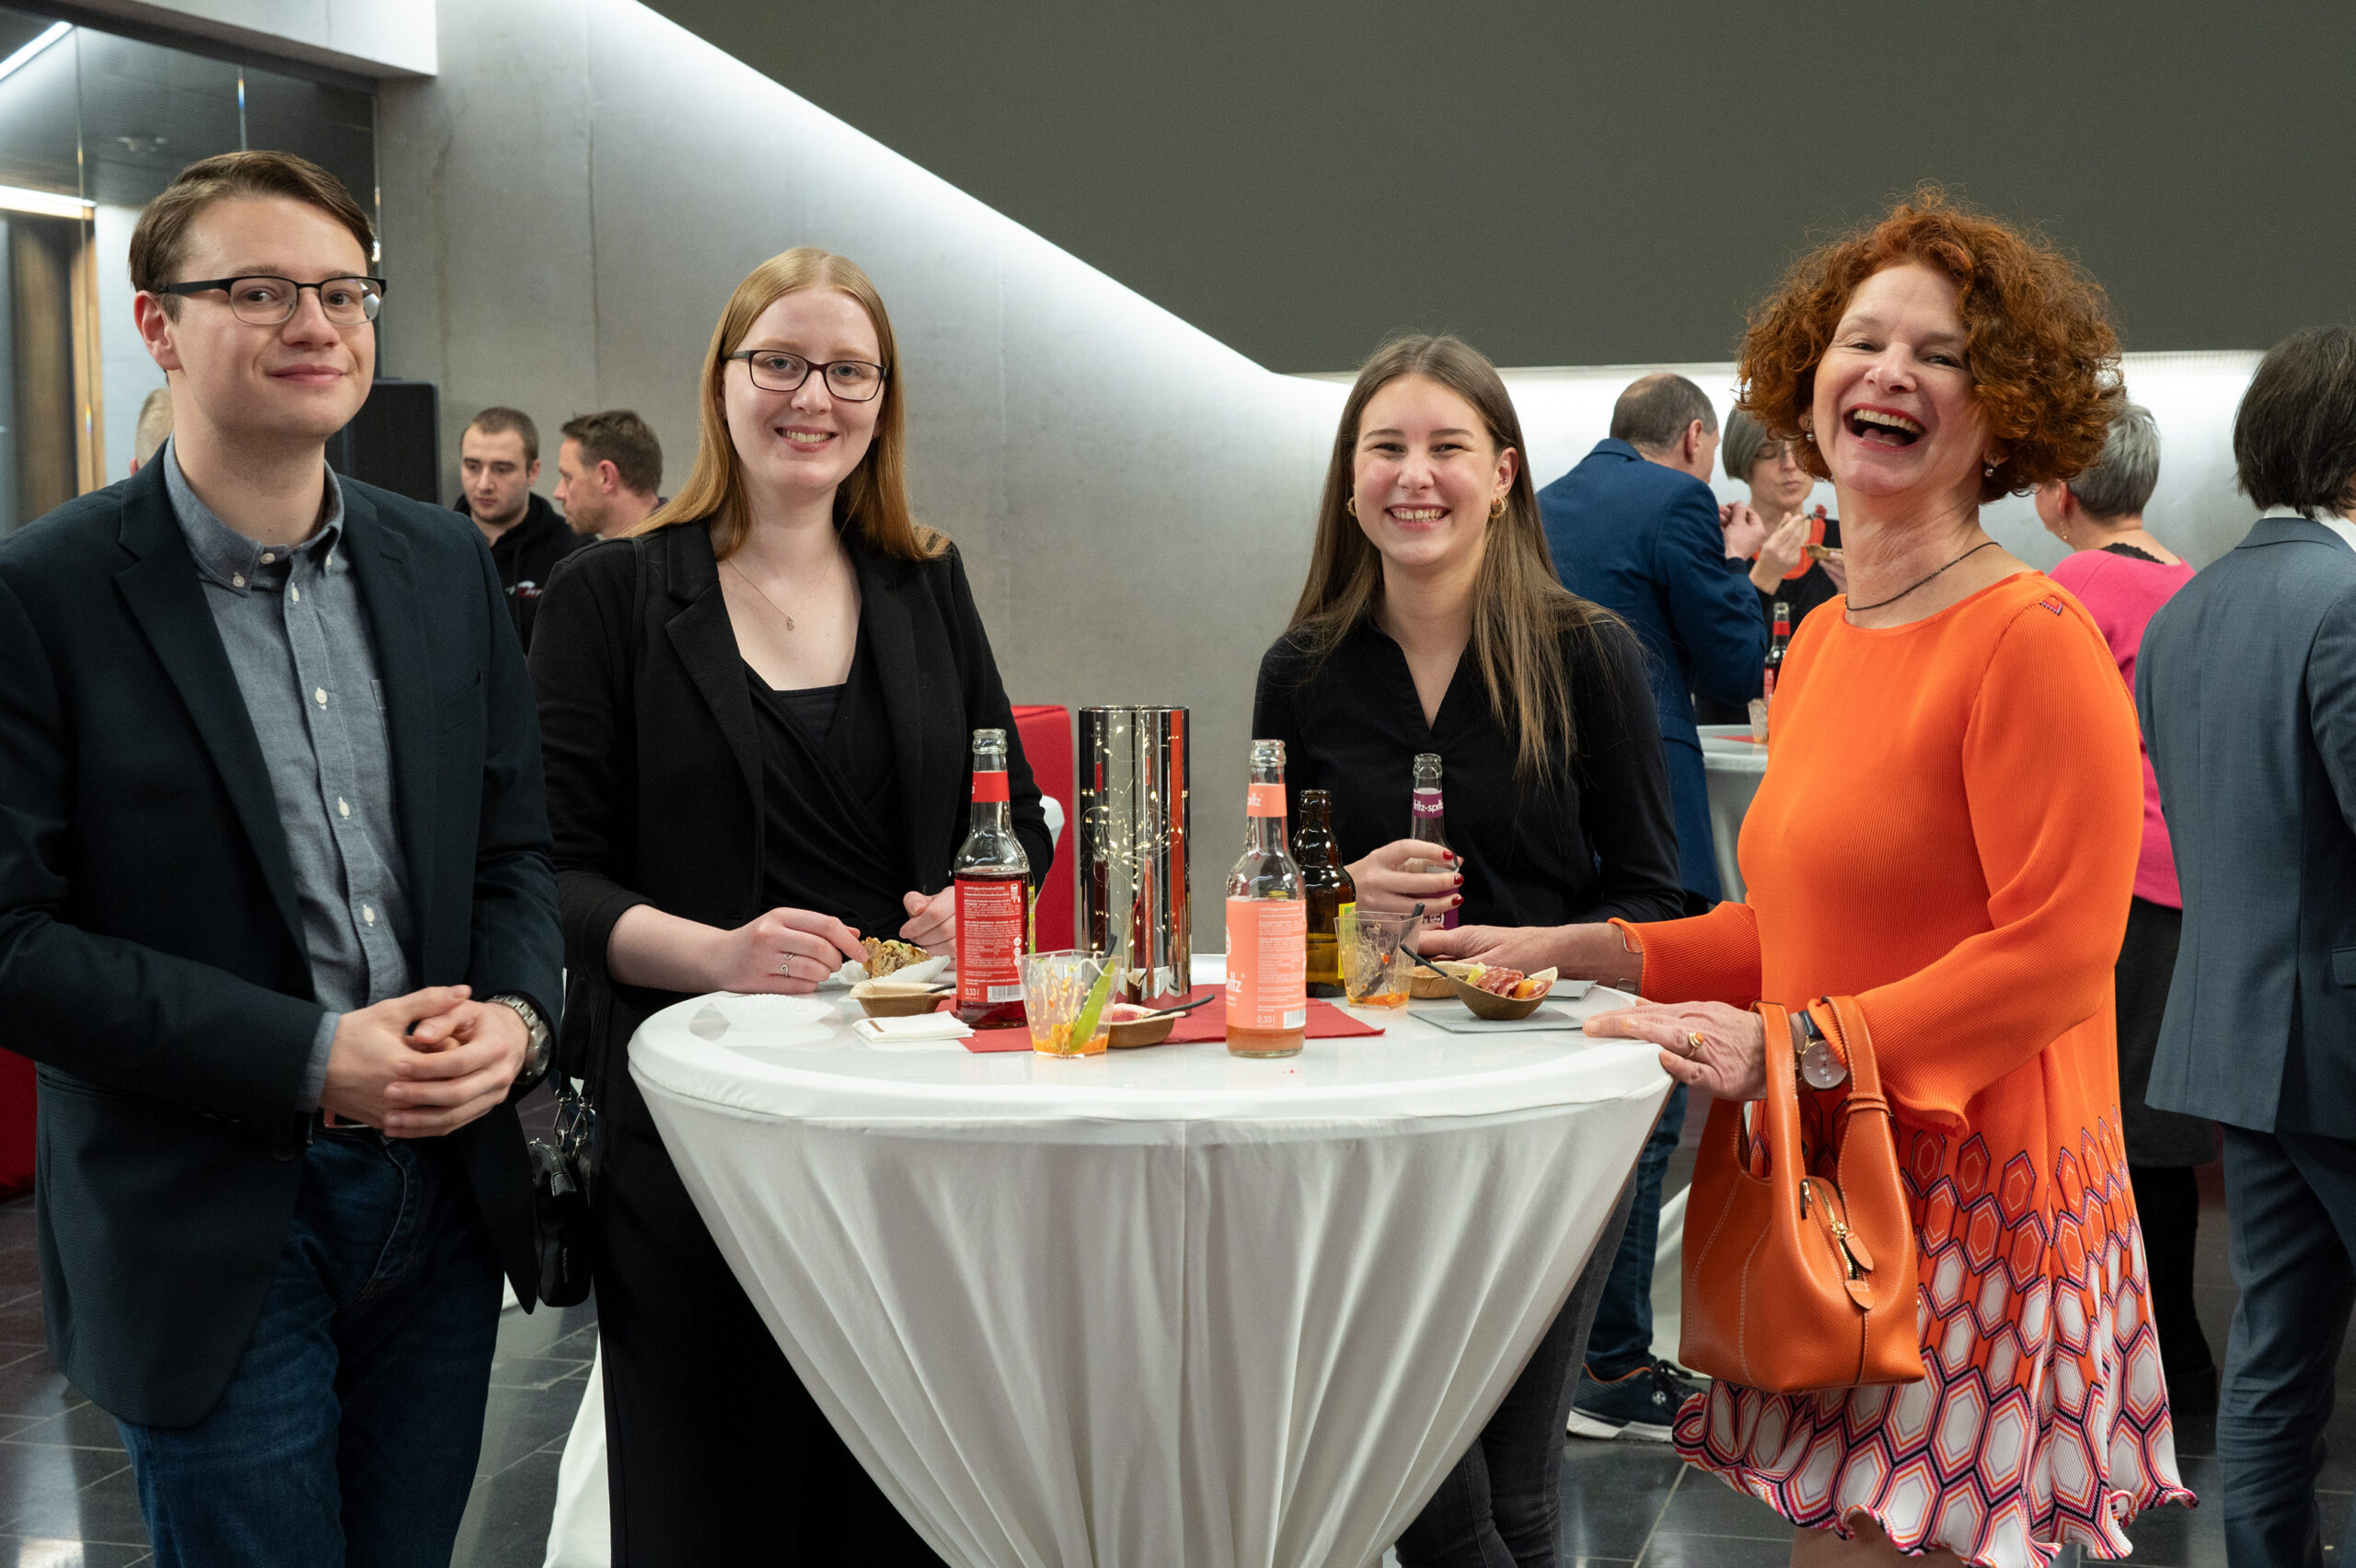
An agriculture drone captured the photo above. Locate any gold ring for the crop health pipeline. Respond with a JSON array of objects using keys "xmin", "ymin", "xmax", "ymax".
[{"xmin": 1685, "ymin": 1032, "xmax": 1706, "ymax": 1056}]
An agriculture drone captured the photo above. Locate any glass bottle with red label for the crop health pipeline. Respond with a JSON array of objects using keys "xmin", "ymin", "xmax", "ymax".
[
  {"xmin": 1750, "ymin": 599, "xmax": 1791, "ymax": 744},
  {"xmin": 1402, "ymin": 752, "xmax": 1457, "ymax": 929},
  {"xmin": 1224, "ymin": 739, "xmax": 1307, "ymax": 1057},
  {"xmin": 953, "ymin": 728, "xmax": 1032, "ymax": 1028}
]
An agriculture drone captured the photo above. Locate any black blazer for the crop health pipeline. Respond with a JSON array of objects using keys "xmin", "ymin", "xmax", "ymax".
[
  {"xmin": 529, "ymin": 520, "xmax": 1052, "ymax": 1106},
  {"xmin": 0, "ymin": 461, "xmax": 562, "ymax": 1427}
]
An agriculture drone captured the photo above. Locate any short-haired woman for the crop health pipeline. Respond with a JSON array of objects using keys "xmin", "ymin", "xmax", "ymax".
[
  {"xmin": 1426, "ymin": 192, "xmax": 2193, "ymax": 1565},
  {"xmin": 532, "ymin": 248, "xmax": 1050, "ymax": 1563},
  {"xmin": 2037, "ymin": 406, "xmax": 2213, "ymax": 1445},
  {"xmin": 1725, "ymin": 406, "xmax": 1847, "ymax": 628},
  {"xmin": 1254, "ymin": 334, "xmax": 1683, "ymax": 1565}
]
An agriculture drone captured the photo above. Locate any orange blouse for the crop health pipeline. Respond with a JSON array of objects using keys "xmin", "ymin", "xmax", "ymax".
[
  {"xmin": 1634, "ymin": 571, "xmax": 2141, "ymax": 1132},
  {"xmin": 1625, "ymin": 572, "xmax": 2190, "ymax": 1567}
]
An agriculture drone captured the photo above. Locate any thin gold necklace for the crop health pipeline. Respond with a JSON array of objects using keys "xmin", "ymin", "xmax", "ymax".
[{"xmin": 723, "ymin": 557, "xmax": 809, "ymax": 632}]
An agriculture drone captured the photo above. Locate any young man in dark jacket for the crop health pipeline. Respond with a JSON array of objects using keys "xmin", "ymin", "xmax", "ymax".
[
  {"xmin": 0, "ymin": 149, "xmax": 560, "ymax": 1566},
  {"xmin": 458, "ymin": 404, "xmax": 583, "ymax": 650}
]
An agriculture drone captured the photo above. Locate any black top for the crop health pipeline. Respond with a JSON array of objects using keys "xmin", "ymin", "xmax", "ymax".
[
  {"xmin": 1252, "ymin": 617, "xmax": 1683, "ymax": 929},
  {"xmin": 2103, "ymin": 541, "xmax": 2166, "ymax": 564},
  {"xmin": 743, "ymin": 630, "xmax": 909, "ymax": 936},
  {"xmin": 460, "ymin": 491, "xmax": 584, "ymax": 651},
  {"xmin": 1697, "ymin": 515, "xmax": 1845, "ymax": 725},
  {"xmin": 529, "ymin": 520, "xmax": 1051, "ymax": 1109},
  {"xmin": 1758, "ymin": 514, "xmax": 1843, "ymax": 633},
  {"xmin": 0, "ymin": 459, "xmax": 560, "ymax": 1425}
]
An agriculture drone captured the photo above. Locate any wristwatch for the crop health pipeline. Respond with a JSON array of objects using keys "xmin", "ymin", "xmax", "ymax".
[
  {"xmin": 1795, "ymin": 1008, "xmax": 1848, "ymax": 1090},
  {"xmin": 490, "ymin": 993, "xmax": 553, "ymax": 1078}
]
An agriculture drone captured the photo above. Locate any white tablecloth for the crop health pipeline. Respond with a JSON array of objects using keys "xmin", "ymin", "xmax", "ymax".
[
  {"xmin": 1698, "ymin": 723, "xmax": 1768, "ymax": 903},
  {"xmin": 628, "ymin": 960, "xmax": 1668, "ymax": 1568}
]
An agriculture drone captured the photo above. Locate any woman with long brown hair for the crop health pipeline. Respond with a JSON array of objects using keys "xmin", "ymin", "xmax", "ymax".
[
  {"xmin": 530, "ymin": 248, "xmax": 1049, "ymax": 1562},
  {"xmin": 1253, "ymin": 334, "xmax": 1682, "ymax": 1565}
]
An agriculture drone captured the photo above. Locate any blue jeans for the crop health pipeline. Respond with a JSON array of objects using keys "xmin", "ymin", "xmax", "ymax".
[
  {"xmin": 115, "ymin": 1128, "xmax": 503, "ymax": 1568},
  {"xmin": 1581, "ymin": 1081, "xmax": 1686, "ymax": 1380},
  {"xmin": 2217, "ymin": 1124, "xmax": 2356, "ymax": 1568}
]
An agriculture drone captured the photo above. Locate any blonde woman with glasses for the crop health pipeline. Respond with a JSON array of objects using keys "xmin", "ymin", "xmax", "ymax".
[{"xmin": 530, "ymin": 248, "xmax": 1050, "ymax": 1563}]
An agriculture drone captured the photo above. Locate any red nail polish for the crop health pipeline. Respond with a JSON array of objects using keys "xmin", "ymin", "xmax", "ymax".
[{"xmin": 1453, "ymin": 874, "xmax": 1464, "ymax": 886}]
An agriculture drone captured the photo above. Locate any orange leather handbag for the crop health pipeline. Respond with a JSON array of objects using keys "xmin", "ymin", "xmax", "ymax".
[{"xmin": 1680, "ymin": 995, "xmax": 1925, "ymax": 1392}]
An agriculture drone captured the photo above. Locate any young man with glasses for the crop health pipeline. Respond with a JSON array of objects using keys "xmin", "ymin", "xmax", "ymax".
[{"xmin": 0, "ymin": 150, "xmax": 560, "ymax": 1565}]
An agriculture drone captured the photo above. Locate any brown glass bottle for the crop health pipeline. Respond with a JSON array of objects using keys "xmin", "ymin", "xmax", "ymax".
[{"xmin": 1294, "ymin": 790, "xmax": 1357, "ymax": 998}]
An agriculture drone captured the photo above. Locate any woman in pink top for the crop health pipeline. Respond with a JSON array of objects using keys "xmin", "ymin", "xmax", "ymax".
[{"xmin": 2038, "ymin": 402, "xmax": 2214, "ymax": 1447}]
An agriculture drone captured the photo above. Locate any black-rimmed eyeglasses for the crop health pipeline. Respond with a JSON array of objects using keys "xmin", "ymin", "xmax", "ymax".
[
  {"xmin": 156, "ymin": 275, "xmax": 386, "ymax": 326},
  {"xmin": 725, "ymin": 349, "xmax": 887, "ymax": 402}
]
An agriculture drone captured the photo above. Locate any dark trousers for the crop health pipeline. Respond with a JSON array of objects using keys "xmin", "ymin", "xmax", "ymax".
[
  {"xmin": 114, "ymin": 1129, "xmax": 502, "ymax": 1568},
  {"xmin": 1395, "ymin": 1178, "xmax": 1638, "ymax": 1568},
  {"xmin": 2218, "ymin": 1124, "xmax": 2356, "ymax": 1568},
  {"xmin": 597, "ymin": 1079, "xmax": 943, "ymax": 1566},
  {"xmin": 2131, "ymin": 1163, "xmax": 2214, "ymax": 1385},
  {"xmin": 1582, "ymin": 1082, "xmax": 1687, "ymax": 1378}
]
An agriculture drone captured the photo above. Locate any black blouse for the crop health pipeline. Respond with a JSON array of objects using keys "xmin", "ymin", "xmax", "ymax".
[
  {"xmin": 744, "ymin": 626, "xmax": 909, "ymax": 937},
  {"xmin": 1252, "ymin": 617, "xmax": 1683, "ymax": 930},
  {"xmin": 1698, "ymin": 516, "xmax": 1845, "ymax": 726},
  {"xmin": 1758, "ymin": 514, "xmax": 1843, "ymax": 633}
]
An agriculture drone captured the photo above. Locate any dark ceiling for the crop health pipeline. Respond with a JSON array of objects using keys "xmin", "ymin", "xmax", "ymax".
[{"xmin": 645, "ymin": 1, "xmax": 2356, "ymax": 373}]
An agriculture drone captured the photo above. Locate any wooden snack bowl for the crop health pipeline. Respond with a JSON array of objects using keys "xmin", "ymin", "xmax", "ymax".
[
  {"xmin": 1429, "ymin": 961, "xmax": 1558, "ymax": 1021},
  {"xmin": 1408, "ymin": 964, "xmax": 1457, "ymax": 1000},
  {"xmin": 1107, "ymin": 1014, "xmax": 1176, "ymax": 1049},
  {"xmin": 852, "ymin": 981, "xmax": 944, "ymax": 1019}
]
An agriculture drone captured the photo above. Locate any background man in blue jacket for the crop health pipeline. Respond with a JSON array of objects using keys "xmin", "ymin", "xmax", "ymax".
[
  {"xmin": 2139, "ymin": 325, "xmax": 2356, "ymax": 1568},
  {"xmin": 1536, "ymin": 373, "xmax": 1767, "ymax": 1441}
]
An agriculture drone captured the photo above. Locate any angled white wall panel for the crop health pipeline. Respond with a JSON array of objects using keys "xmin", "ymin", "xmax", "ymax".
[
  {"xmin": 1499, "ymin": 352, "xmax": 2263, "ymax": 571},
  {"xmin": 67, "ymin": 0, "xmax": 434, "ymax": 76}
]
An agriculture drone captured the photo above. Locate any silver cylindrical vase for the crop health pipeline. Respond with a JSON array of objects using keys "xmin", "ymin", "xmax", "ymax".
[{"xmin": 1075, "ymin": 705, "xmax": 1191, "ymax": 1005}]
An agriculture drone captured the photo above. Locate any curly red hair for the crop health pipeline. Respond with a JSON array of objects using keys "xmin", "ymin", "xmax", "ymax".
[{"xmin": 1738, "ymin": 187, "xmax": 2120, "ymax": 502}]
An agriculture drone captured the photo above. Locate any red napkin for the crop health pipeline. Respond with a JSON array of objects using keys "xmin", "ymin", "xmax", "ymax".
[{"xmin": 957, "ymin": 986, "xmax": 1385, "ymax": 1053}]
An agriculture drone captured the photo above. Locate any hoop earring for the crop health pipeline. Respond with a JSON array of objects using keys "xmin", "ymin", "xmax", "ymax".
[
  {"xmin": 1489, "ymin": 497, "xmax": 1506, "ymax": 521},
  {"xmin": 1345, "ymin": 497, "xmax": 1357, "ymax": 518}
]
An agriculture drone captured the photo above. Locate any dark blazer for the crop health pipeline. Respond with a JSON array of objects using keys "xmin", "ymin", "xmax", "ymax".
[
  {"xmin": 2138, "ymin": 515, "xmax": 2356, "ymax": 1137},
  {"xmin": 0, "ymin": 460, "xmax": 561, "ymax": 1427},
  {"xmin": 528, "ymin": 520, "xmax": 1052, "ymax": 1101},
  {"xmin": 1537, "ymin": 439, "xmax": 1766, "ymax": 902}
]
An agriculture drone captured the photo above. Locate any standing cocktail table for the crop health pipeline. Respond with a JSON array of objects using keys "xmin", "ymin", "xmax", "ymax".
[{"xmin": 629, "ymin": 965, "xmax": 1669, "ymax": 1568}]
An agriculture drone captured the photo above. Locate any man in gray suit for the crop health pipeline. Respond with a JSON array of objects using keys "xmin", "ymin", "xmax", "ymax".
[{"xmin": 2139, "ymin": 324, "xmax": 2356, "ymax": 1568}]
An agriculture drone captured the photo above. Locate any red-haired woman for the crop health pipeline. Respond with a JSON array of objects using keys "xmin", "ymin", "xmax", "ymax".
[
  {"xmin": 1426, "ymin": 192, "xmax": 2192, "ymax": 1566},
  {"xmin": 532, "ymin": 248, "xmax": 1049, "ymax": 1563}
]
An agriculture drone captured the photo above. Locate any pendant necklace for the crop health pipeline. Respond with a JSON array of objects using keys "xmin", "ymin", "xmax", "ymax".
[
  {"xmin": 1848, "ymin": 539, "xmax": 2000, "ymax": 615},
  {"xmin": 724, "ymin": 558, "xmax": 807, "ymax": 631}
]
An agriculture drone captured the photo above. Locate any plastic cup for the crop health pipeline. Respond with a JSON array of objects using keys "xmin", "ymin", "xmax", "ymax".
[
  {"xmin": 1342, "ymin": 909, "xmax": 1419, "ymax": 1009},
  {"xmin": 1021, "ymin": 950, "xmax": 1112, "ymax": 1056}
]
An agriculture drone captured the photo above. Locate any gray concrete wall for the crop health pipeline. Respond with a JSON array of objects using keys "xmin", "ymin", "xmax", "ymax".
[{"xmin": 375, "ymin": 0, "xmax": 1342, "ymax": 933}]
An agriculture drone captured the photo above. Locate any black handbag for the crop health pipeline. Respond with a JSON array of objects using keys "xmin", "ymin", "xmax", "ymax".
[{"xmin": 527, "ymin": 1068, "xmax": 598, "ymax": 1308}]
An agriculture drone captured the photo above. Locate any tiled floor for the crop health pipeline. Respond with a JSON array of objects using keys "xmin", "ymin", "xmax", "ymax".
[{"xmin": 0, "ymin": 1119, "xmax": 2333, "ymax": 1566}]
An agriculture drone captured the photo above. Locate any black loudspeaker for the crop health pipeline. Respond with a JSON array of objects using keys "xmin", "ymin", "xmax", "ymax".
[{"xmin": 328, "ymin": 378, "xmax": 441, "ymax": 505}]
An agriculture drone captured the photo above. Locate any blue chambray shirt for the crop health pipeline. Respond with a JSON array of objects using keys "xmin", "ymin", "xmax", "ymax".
[{"xmin": 162, "ymin": 441, "xmax": 416, "ymax": 1109}]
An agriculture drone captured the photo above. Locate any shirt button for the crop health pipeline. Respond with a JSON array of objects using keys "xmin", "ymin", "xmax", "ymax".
[
  {"xmin": 363, "ymin": 905, "xmax": 376, "ymax": 926},
  {"xmin": 313, "ymin": 687, "xmax": 328, "ymax": 707},
  {"xmin": 231, "ymin": 574, "xmax": 247, "ymax": 588},
  {"xmin": 260, "ymin": 551, "xmax": 275, "ymax": 563},
  {"xmin": 290, "ymin": 586, "xmax": 300, "ymax": 603},
  {"xmin": 338, "ymin": 797, "xmax": 351, "ymax": 818}
]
